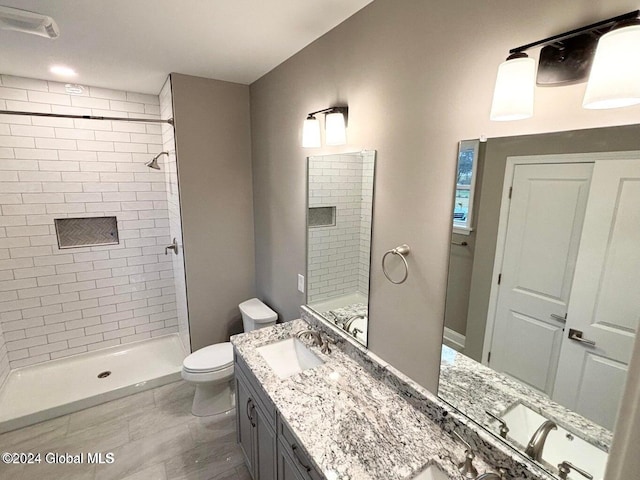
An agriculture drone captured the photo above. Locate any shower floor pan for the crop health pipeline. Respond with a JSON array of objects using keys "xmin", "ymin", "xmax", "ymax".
[{"xmin": 0, "ymin": 334, "xmax": 187, "ymax": 433}]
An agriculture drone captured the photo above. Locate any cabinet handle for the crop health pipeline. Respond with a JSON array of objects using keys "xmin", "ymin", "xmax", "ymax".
[
  {"xmin": 292, "ymin": 444, "xmax": 312, "ymax": 472},
  {"xmin": 246, "ymin": 398, "xmax": 256, "ymax": 427}
]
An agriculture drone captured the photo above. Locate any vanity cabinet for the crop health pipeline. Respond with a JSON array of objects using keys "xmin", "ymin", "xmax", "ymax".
[
  {"xmin": 277, "ymin": 449, "xmax": 306, "ymax": 480},
  {"xmin": 277, "ymin": 417, "xmax": 323, "ymax": 480},
  {"xmin": 235, "ymin": 352, "xmax": 323, "ymax": 480},
  {"xmin": 236, "ymin": 357, "xmax": 277, "ymax": 480}
]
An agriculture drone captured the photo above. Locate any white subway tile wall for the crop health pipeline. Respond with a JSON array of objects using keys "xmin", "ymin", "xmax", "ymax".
[
  {"xmin": 0, "ymin": 74, "xmax": 181, "ymax": 372},
  {"xmin": 358, "ymin": 152, "xmax": 375, "ymax": 295},
  {"xmin": 0, "ymin": 322, "xmax": 8, "ymax": 388},
  {"xmin": 307, "ymin": 152, "xmax": 375, "ymax": 303},
  {"xmin": 159, "ymin": 77, "xmax": 190, "ymax": 353}
]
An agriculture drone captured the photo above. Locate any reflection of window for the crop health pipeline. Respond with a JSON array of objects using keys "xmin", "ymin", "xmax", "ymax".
[{"xmin": 453, "ymin": 140, "xmax": 479, "ymax": 234}]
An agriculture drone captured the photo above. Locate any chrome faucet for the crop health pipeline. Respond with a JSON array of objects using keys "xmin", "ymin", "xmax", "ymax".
[
  {"xmin": 557, "ymin": 461, "xmax": 593, "ymax": 480},
  {"xmin": 296, "ymin": 329, "xmax": 336, "ymax": 354},
  {"xmin": 524, "ymin": 420, "xmax": 557, "ymax": 461},
  {"xmin": 485, "ymin": 411, "xmax": 509, "ymax": 439},
  {"xmin": 452, "ymin": 431, "xmax": 478, "ymax": 479}
]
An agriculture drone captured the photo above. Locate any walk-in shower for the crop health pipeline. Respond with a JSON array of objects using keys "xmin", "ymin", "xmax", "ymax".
[{"xmin": 0, "ymin": 74, "xmax": 189, "ymax": 433}]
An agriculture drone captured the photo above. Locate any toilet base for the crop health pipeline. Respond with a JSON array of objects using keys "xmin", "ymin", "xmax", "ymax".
[{"xmin": 191, "ymin": 379, "xmax": 235, "ymax": 417}]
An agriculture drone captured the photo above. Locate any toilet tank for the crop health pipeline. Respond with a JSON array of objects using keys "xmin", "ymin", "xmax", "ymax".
[{"xmin": 239, "ymin": 298, "xmax": 278, "ymax": 332}]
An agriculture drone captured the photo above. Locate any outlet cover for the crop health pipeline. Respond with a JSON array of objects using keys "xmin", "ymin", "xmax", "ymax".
[{"xmin": 297, "ymin": 274, "xmax": 305, "ymax": 293}]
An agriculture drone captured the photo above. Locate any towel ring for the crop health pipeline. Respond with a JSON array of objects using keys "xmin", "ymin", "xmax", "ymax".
[{"xmin": 382, "ymin": 244, "xmax": 410, "ymax": 284}]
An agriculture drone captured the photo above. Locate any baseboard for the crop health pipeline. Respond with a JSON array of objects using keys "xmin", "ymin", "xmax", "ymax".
[{"xmin": 443, "ymin": 327, "xmax": 465, "ymax": 353}]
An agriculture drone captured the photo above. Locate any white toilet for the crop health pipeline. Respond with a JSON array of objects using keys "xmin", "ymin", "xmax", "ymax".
[{"xmin": 181, "ymin": 298, "xmax": 278, "ymax": 416}]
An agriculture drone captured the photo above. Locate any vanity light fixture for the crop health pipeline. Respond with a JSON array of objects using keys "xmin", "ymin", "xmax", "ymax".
[
  {"xmin": 490, "ymin": 10, "xmax": 640, "ymax": 120},
  {"xmin": 302, "ymin": 106, "xmax": 348, "ymax": 147},
  {"xmin": 583, "ymin": 18, "xmax": 640, "ymax": 109},
  {"xmin": 302, "ymin": 114, "xmax": 321, "ymax": 148},
  {"xmin": 0, "ymin": 5, "xmax": 59, "ymax": 39},
  {"xmin": 490, "ymin": 53, "xmax": 536, "ymax": 121}
]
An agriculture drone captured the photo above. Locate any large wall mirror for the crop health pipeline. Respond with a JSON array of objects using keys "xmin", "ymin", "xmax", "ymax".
[
  {"xmin": 305, "ymin": 151, "xmax": 376, "ymax": 346},
  {"xmin": 439, "ymin": 126, "xmax": 640, "ymax": 480}
]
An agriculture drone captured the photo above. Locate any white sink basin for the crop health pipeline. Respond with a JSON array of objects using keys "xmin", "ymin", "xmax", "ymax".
[
  {"xmin": 497, "ymin": 403, "xmax": 607, "ymax": 480},
  {"xmin": 411, "ymin": 464, "xmax": 449, "ymax": 480},
  {"xmin": 257, "ymin": 338, "xmax": 324, "ymax": 379}
]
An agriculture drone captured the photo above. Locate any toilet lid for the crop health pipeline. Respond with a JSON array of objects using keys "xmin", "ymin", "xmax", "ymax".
[{"xmin": 183, "ymin": 342, "xmax": 233, "ymax": 372}]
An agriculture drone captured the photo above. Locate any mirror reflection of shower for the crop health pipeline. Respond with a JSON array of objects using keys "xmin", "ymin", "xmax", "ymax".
[{"xmin": 145, "ymin": 151, "xmax": 169, "ymax": 170}]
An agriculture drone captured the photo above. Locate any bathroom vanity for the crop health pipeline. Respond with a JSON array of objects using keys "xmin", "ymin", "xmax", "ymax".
[
  {"xmin": 235, "ymin": 350, "xmax": 323, "ymax": 480},
  {"xmin": 231, "ymin": 314, "xmax": 550, "ymax": 480}
]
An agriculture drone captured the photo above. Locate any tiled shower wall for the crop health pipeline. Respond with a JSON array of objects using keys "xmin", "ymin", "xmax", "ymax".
[
  {"xmin": 0, "ymin": 324, "xmax": 8, "ymax": 387},
  {"xmin": 358, "ymin": 151, "xmax": 374, "ymax": 296},
  {"xmin": 159, "ymin": 77, "xmax": 190, "ymax": 353},
  {"xmin": 0, "ymin": 74, "xmax": 180, "ymax": 369},
  {"xmin": 307, "ymin": 152, "xmax": 374, "ymax": 303}
]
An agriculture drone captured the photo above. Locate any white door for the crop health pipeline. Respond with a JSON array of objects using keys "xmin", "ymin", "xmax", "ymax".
[
  {"xmin": 553, "ymin": 159, "xmax": 640, "ymax": 430},
  {"xmin": 490, "ymin": 163, "xmax": 593, "ymax": 394}
]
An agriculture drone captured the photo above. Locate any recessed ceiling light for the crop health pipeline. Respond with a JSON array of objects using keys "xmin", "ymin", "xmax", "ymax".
[{"xmin": 50, "ymin": 65, "xmax": 77, "ymax": 77}]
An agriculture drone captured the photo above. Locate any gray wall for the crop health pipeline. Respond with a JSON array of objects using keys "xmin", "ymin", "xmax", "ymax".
[
  {"xmin": 606, "ymin": 331, "xmax": 640, "ymax": 480},
  {"xmin": 172, "ymin": 73, "xmax": 255, "ymax": 351},
  {"xmin": 249, "ymin": 0, "xmax": 640, "ymax": 391},
  {"xmin": 465, "ymin": 125, "xmax": 640, "ymax": 361},
  {"xmin": 444, "ymin": 142, "xmax": 486, "ymax": 339}
]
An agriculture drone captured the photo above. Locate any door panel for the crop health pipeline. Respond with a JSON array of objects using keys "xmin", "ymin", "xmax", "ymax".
[
  {"xmin": 491, "ymin": 163, "xmax": 593, "ymax": 394},
  {"xmin": 574, "ymin": 353, "xmax": 628, "ymax": 429},
  {"xmin": 236, "ymin": 377, "xmax": 255, "ymax": 476},
  {"xmin": 553, "ymin": 160, "xmax": 640, "ymax": 429},
  {"xmin": 502, "ymin": 312, "xmax": 564, "ymax": 391},
  {"xmin": 278, "ymin": 448, "xmax": 305, "ymax": 480},
  {"xmin": 256, "ymin": 407, "xmax": 277, "ymax": 480}
]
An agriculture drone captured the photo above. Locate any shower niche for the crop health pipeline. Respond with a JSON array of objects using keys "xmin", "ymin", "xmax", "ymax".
[{"xmin": 54, "ymin": 217, "xmax": 119, "ymax": 249}]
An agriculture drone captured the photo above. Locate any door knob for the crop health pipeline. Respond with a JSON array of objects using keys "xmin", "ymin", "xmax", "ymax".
[{"xmin": 165, "ymin": 238, "xmax": 178, "ymax": 256}]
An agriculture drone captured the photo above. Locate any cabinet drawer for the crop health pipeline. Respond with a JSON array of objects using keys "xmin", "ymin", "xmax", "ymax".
[
  {"xmin": 278, "ymin": 417, "xmax": 324, "ymax": 480},
  {"xmin": 235, "ymin": 350, "xmax": 277, "ymax": 424}
]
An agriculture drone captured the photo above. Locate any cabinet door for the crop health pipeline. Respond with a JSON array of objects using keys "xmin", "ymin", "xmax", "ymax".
[
  {"xmin": 255, "ymin": 407, "xmax": 277, "ymax": 480},
  {"xmin": 236, "ymin": 376, "xmax": 255, "ymax": 476},
  {"xmin": 277, "ymin": 448, "xmax": 306, "ymax": 480}
]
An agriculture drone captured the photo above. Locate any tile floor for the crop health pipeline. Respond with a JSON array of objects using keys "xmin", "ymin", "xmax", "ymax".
[{"xmin": 0, "ymin": 381, "xmax": 250, "ymax": 480}]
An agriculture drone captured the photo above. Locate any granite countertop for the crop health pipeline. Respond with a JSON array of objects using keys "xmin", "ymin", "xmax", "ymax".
[
  {"xmin": 439, "ymin": 346, "xmax": 612, "ymax": 452},
  {"xmin": 231, "ymin": 319, "xmax": 494, "ymax": 480}
]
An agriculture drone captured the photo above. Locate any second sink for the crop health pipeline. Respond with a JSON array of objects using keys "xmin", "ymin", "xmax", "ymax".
[
  {"xmin": 257, "ymin": 337, "xmax": 324, "ymax": 379},
  {"xmin": 497, "ymin": 402, "xmax": 607, "ymax": 479}
]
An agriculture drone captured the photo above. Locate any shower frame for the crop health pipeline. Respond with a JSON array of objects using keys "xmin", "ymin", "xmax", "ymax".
[{"xmin": 0, "ymin": 109, "xmax": 173, "ymax": 125}]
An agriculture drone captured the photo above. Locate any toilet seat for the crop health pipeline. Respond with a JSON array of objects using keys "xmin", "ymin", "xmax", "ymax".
[{"xmin": 183, "ymin": 342, "xmax": 233, "ymax": 373}]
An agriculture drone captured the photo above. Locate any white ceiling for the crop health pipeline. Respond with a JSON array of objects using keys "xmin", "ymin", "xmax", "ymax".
[{"xmin": 0, "ymin": 0, "xmax": 373, "ymax": 94}]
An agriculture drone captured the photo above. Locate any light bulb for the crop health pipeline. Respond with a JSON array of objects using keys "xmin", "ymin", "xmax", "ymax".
[
  {"xmin": 302, "ymin": 116, "xmax": 321, "ymax": 148},
  {"xmin": 325, "ymin": 111, "xmax": 346, "ymax": 145},
  {"xmin": 490, "ymin": 54, "xmax": 536, "ymax": 121},
  {"xmin": 583, "ymin": 23, "xmax": 640, "ymax": 109}
]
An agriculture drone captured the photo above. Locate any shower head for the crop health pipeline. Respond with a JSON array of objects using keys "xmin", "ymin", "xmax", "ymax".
[{"xmin": 145, "ymin": 151, "xmax": 168, "ymax": 170}]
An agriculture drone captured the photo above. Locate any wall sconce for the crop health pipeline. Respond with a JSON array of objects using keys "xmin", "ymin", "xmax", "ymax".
[
  {"xmin": 302, "ymin": 106, "xmax": 348, "ymax": 147},
  {"xmin": 490, "ymin": 10, "xmax": 640, "ymax": 121}
]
